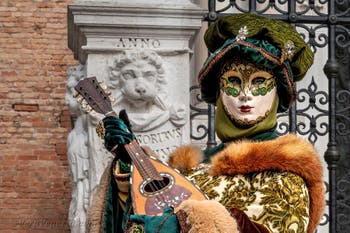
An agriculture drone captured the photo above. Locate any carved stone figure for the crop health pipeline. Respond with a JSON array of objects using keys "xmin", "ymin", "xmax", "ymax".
[
  {"xmin": 65, "ymin": 65, "xmax": 90, "ymax": 233},
  {"xmin": 108, "ymin": 50, "xmax": 187, "ymax": 132}
]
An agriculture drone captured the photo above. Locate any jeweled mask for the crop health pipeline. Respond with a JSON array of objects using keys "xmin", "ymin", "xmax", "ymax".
[{"xmin": 219, "ymin": 59, "xmax": 277, "ymax": 126}]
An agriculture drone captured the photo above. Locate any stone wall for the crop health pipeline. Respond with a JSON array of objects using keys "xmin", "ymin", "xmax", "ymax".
[{"xmin": 0, "ymin": 1, "xmax": 77, "ymax": 232}]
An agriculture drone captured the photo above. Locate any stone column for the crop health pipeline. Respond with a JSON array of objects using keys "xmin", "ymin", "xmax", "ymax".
[{"xmin": 66, "ymin": 1, "xmax": 204, "ymax": 232}]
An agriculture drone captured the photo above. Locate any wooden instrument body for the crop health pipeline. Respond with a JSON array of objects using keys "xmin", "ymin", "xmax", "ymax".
[{"xmin": 130, "ymin": 155, "xmax": 207, "ymax": 215}]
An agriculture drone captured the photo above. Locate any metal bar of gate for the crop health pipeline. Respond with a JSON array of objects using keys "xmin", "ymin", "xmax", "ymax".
[{"xmin": 324, "ymin": 1, "xmax": 340, "ymax": 232}]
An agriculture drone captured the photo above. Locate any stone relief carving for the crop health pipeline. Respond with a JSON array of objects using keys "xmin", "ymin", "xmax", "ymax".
[{"xmin": 108, "ymin": 50, "xmax": 187, "ymax": 131}]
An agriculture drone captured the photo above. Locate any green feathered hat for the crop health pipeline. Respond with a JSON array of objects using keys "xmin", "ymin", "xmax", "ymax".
[{"xmin": 198, "ymin": 13, "xmax": 314, "ymax": 112}]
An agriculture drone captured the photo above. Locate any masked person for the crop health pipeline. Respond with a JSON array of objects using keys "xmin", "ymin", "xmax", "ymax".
[{"xmin": 87, "ymin": 14, "xmax": 325, "ymax": 233}]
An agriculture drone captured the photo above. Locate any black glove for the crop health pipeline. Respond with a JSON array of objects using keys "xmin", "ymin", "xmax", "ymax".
[{"xmin": 103, "ymin": 110, "xmax": 135, "ymax": 163}]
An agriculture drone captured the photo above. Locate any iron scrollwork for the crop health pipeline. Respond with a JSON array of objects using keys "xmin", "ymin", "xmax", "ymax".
[
  {"xmin": 296, "ymin": 24, "xmax": 328, "ymax": 53},
  {"xmin": 336, "ymin": 90, "xmax": 350, "ymax": 137},
  {"xmin": 190, "ymin": 85, "xmax": 209, "ymax": 141},
  {"xmin": 296, "ymin": 77, "xmax": 328, "ymax": 144}
]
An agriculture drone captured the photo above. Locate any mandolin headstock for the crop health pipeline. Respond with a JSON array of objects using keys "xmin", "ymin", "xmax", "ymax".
[{"xmin": 74, "ymin": 77, "xmax": 115, "ymax": 115}]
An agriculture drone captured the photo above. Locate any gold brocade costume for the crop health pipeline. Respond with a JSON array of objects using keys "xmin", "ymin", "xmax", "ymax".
[{"xmin": 185, "ymin": 164, "xmax": 309, "ymax": 233}]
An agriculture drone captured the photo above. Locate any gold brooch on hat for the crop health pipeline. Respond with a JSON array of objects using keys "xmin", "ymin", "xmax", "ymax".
[
  {"xmin": 236, "ymin": 26, "xmax": 248, "ymax": 41},
  {"xmin": 280, "ymin": 40, "xmax": 295, "ymax": 63}
]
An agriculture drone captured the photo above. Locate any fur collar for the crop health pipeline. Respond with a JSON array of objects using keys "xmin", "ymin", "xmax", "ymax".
[{"xmin": 169, "ymin": 134, "xmax": 325, "ymax": 233}]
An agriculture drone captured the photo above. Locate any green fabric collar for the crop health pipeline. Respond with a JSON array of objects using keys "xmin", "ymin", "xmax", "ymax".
[
  {"xmin": 247, "ymin": 124, "xmax": 278, "ymax": 141},
  {"xmin": 204, "ymin": 125, "xmax": 278, "ymax": 162},
  {"xmin": 215, "ymin": 94, "xmax": 279, "ymax": 143}
]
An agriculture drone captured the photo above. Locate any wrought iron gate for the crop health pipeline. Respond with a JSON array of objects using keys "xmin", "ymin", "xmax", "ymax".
[{"xmin": 190, "ymin": 1, "xmax": 350, "ymax": 232}]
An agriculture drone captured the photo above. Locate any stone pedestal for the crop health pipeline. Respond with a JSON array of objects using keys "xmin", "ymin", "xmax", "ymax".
[{"xmin": 66, "ymin": 1, "xmax": 204, "ymax": 232}]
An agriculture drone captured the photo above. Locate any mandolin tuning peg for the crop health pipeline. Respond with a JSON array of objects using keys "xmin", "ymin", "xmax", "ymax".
[
  {"xmin": 105, "ymin": 90, "xmax": 112, "ymax": 95},
  {"xmin": 98, "ymin": 80, "xmax": 108, "ymax": 90},
  {"xmin": 81, "ymin": 99, "xmax": 89, "ymax": 109},
  {"xmin": 77, "ymin": 97, "xmax": 83, "ymax": 104},
  {"xmin": 86, "ymin": 106, "xmax": 93, "ymax": 113},
  {"xmin": 109, "ymin": 96, "xmax": 115, "ymax": 102},
  {"xmin": 101, "ymin": 84, "xmax": 108, "ymax": 90},
  {"xmin": 73, "ymin": 91, "xmax": 80, "ymax": 98}
]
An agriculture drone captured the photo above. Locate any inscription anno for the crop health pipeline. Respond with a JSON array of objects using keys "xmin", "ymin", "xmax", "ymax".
[{"xmin": 115, "ymin": 38, "xmax": 161, "ymax": 49}]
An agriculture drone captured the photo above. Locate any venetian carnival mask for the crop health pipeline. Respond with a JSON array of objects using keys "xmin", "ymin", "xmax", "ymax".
[{"xmin": 219, "ymin": 60, "xmax": 277, "ymax": 126}]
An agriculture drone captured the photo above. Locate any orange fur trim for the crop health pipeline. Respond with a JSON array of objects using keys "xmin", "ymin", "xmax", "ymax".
[
  {"xmin": 168, "ymin": 145, "xmax": 204, "ymax": 173},
  {"xmin": 209, "ymin": 134, "xmax": 325, "ymax": 233},
  {"xmin": 178, "ymin": 200, "xmax": 239, "ymax": 233}
]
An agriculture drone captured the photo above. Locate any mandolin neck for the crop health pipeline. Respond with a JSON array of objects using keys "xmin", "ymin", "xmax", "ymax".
[
  {"xmin": 124, "ymin": 140, "xmax": 163, "ymax": 181},
  {"xmin": 107, "ymin": 111, "xmax": 162, "ymax": 181}
]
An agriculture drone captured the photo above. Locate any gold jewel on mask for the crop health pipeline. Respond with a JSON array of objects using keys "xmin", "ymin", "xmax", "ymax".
[{"xmin": 280, "ymin": 40, "xmax": 295, "ymax": 63}]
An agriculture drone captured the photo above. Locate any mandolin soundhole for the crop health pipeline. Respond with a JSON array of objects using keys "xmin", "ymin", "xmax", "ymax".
[
  {"xmin": 144, "ymin": 176, "xmax": 171, "ymax": 193},
  {"xmin": 140, "ymin": 172, "xmax": 175, "ymax": 197},
  {"xmin": 139, "ymin": 172, "xmax": 193, "ymax": 215}
]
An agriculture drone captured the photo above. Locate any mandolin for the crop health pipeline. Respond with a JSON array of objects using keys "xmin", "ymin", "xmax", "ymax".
[{"xmin": 74, "ymin": 76, "xmax": 207, "ymax": 216}]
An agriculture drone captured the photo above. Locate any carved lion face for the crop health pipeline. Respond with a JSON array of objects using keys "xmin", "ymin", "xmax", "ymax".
[
  {"xmin": 109, "ymin": 50, "xmax": 166, "ymax": 110},
  {"xmin": 119, "ymin": 59, "xmax": 158, "ymax": 106}
]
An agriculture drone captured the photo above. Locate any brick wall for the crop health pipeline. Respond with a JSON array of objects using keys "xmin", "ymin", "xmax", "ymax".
[{"xmin": 0, "ymin": 0, "xmax": 78, "ymax": 232}]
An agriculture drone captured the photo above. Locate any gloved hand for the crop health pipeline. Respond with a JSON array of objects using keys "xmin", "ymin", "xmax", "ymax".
[
  {"xmin": 103, "ymin": 110, "xmax": 135, "ymax": 163},
  {"xmin": 129, "ymin": 207, "xmax": 180, "ymax": 233}
]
